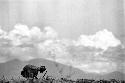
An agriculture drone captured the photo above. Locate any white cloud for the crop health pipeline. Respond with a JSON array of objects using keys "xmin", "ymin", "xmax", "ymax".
[
  {"xmin": 74, "ymin": 29, "xmax": 121, "ymax": 50},
  {"xmin": 7, "ymin": 24, "xmax": 31, "ymax": 46},
  {"xmin": 44, "ymin": 26, "xmax": 58, "ymax": 39},
  {"xmin": 29, "ymin": 26, "xmax": 43, "ymax": 41},
  {"xmin": 6, "ymin": 24, "xmax": 58, "ymax": 46}
]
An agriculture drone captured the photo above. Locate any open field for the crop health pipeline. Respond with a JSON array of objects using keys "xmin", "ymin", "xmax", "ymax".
[{"xmin": 0, "ymin": 75, "xmax": 125, "ymax": 83}]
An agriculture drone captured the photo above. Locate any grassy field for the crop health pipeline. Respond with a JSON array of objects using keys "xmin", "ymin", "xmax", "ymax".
[{"xmin": 0, "ymin": 75, "xmax": 125, "ymax": 83}]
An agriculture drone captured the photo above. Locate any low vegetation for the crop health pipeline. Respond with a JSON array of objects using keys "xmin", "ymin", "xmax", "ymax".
[{"xmin": 0, "ymin": 75, "xmax": 124, "ymax": 83}]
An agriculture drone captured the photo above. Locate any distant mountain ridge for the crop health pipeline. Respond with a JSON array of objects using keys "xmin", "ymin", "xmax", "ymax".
[{"xmin": 0, "ymin": 58, "xmax": 124, "ymax": 80}]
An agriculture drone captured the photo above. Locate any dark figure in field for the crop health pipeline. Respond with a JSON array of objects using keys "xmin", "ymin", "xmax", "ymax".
[{"xmin": 21, "ymin": 64, "xmax": 47, "ymax": 79}]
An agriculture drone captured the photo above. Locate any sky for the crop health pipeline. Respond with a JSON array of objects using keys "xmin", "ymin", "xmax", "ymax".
[
  {"xmin": 0, "ymin": 0, "xmax": 124, "ymax": 75},
  {"xmin": 0, "ymin": 0, "xmax": 124, "ymax": 39}
]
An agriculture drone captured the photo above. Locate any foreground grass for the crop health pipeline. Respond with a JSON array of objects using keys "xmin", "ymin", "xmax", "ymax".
[{"xmin": 0, "ymin": 75, "xmax": 125, "ymax": 83}]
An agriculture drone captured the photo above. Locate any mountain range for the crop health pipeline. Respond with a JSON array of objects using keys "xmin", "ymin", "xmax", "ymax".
[{"xmin": 0, "ymin": 58, "xmax": 124, "ymax": 80}]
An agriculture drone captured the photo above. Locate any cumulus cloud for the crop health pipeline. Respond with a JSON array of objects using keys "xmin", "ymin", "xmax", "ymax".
[
  {"xmin": 0, "ymin": 24, "xmax": 59, "ymax": 62},
  {"xmin": 2, "ymin": 24, "xmax": 58, "ymax": 46},
  {"xmin": 74, "ymin": 29, "xmax": 121, "ymax": 51},
  {"xmin": 43, "ymin": 26, "xmax": 58, "ymax": 39},
  {"xmin": 0, "ymin": 24, "xmax": 124, "ymax": 74}
]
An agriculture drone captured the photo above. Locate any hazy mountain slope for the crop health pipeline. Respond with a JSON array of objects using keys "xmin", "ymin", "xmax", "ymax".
[{"xmin": 0, "ymin": 58, "xmax": 124, "ymax": 80}]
